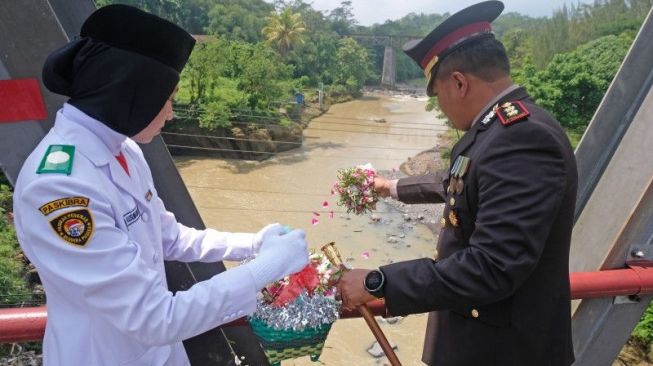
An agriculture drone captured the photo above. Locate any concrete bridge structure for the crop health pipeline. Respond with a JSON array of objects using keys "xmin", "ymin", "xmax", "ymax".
[{"xmin": 348, "ymin": 34, "xmax": 421, "ymax": 87}]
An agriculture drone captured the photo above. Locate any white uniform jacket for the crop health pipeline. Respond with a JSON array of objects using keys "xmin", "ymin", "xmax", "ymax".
[{"xmin": 13, "ymin": 104, "xmax": 259, "ymax": 366}]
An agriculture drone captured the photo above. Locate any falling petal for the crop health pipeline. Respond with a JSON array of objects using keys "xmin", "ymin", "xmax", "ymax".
[
  {"xmin": 329, "ymin": 211, "xmax": 334, "ymax": 219},
  {"xmin": 322, "ymin": 200, "xmax": 329, "ymax": 208},
  {"xmin": 361, "ymin": 251, "xmax": 370, "ymax": 259},
  {"xmin": 311, "ymin": 218, "xmax": 319, "ymax": 225}
]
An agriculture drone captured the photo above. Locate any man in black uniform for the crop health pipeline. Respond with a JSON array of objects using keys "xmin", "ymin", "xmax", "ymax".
[{"xmin": 337, "ymin": 1, "xmax": 577, "ymax": 365}]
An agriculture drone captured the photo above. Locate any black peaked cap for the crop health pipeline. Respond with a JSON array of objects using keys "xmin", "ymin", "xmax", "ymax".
[{"xmin": 403, "ymin": 1, "xmax": 504, "ymax": 95}]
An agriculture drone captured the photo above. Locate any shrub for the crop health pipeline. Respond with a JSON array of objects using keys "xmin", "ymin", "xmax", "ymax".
[
  {"xmin": 633, "ymin": 302, "xmax": 653, "ymax": 344},
  {"xmin": 0, "ymin": 185, "xmax": 30, "ymax": 307}
]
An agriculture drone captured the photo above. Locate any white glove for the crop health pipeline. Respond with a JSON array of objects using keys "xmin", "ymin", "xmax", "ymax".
[
  {"xmin": 245, "ymin": 226, "xmax": 309, "ymax": 290},
  {"xmin": 252, "ymin": 223, "xmax": 284, "ymax": 255}
]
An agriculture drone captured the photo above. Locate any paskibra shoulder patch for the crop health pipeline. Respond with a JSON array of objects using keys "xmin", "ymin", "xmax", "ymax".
[
  {"xmin": 496, "ymin": 101, "xmax": 530, "ymax": 126},
  {"xmin": 39, "ymin": 196, "xmax": 90, "ymax": 216},
  {"xmin": 49, "ymin": 209, "xmax": 94, "ymax": 247}
]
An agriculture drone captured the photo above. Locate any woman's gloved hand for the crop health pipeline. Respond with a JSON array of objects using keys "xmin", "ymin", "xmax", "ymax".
[{"xmin": 245, "ymin": 226, "xmax": 309, "ymax": 289}]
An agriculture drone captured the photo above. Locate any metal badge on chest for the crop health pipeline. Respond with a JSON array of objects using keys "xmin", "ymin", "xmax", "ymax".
[{"xmin": 441, "ymin": 155, "xmax": 471, "ymax": 229}]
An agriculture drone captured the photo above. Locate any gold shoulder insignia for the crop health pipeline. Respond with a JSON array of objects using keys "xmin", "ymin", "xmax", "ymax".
[
  {"xmin": 496, "ymin": 101, "xmax": 530, "ymax": 126},
  {"xmin": 49, "ymin": 209, "xmax": 94, "ymax": 247}
]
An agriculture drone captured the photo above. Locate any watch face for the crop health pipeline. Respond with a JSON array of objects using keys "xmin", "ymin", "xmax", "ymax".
[{"xmin": 365, "ymin": 270, "xmax": 383, "ymax": 291}]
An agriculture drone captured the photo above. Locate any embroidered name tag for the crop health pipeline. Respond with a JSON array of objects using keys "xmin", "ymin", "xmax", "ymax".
[{"xmin": 123, "ymin": 206, "xmax": 141, "ymax": 228}]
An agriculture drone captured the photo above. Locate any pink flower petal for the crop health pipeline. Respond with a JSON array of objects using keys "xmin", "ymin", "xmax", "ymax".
[
  {"xmin": 361, "ymin": 251, "xmax": 370, "ymax": 259},
  {"xmin": 311, "ymin": 218, "xmax": 319, "ymax": 225},
  {"xmin": 322, "ymin": 200, "xmax": 329, "ymax": 208}
]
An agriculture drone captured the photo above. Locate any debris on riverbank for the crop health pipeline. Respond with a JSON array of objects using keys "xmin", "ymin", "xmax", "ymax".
[
  {"xmin": 376, "ymin": 133, "xmax": 452, "ymax": 240},
  {"xmin": 0, "ymin": 350, "xmax": 42, "ymax": 366}
]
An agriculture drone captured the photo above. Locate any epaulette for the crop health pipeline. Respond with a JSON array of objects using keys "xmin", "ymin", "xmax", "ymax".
[
  {"xmin": 37, "ymin": 145, "xmax": 75, "ymax": 175},
  {"xmin": 496, "ymin": 101, "xmax": 529, "ymax": 126}
]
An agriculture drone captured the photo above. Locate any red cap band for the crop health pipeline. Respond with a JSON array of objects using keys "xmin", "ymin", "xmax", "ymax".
[{"xmin": 420, "ymin": 21, "xmax": 492, "ymax": 69}]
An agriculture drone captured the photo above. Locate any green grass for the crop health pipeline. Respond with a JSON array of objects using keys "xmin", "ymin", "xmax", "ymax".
[
  {"xmin": 633, "ymin": 302, "xmax": 653, "ymax": 343},
  {"xmin": 0, "ymin": 183, "xmax": 30, "ymax": 308},
  {"xmin": 565, "ymin": 128, "xmax": 585, "ymax": 150}
]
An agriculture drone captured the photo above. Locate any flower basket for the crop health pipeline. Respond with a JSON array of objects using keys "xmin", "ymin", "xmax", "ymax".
[
  {"xmin": 247, "ymin": 253, "xmax": 341, "ymax": 365},
  {"xmin": 249, "ymin": 317, "xmax": 333, "ymax": 366}
]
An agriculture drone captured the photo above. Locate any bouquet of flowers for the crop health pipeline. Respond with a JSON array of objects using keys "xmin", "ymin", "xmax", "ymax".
[
  {"xmin": 332, "ymin": 163, "xmax": 379, "ymax": 215},
  {"xmin": 248, "ymin": 253, "xmax": 342, "ymax": 365}
]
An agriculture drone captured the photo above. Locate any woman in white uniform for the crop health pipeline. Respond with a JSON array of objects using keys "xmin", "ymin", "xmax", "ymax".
[{"xmin": 13, "ymin": 5, "xmax": 309, "ymax": 365}]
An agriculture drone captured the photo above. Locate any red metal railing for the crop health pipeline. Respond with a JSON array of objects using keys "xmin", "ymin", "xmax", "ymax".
[
  {"xmin": 3, "ymin": 266, "xmax": 653, "ymax": 343},
  {"xmin": 0, "ymin": 306, "xmax": 46, "ymax": 343}
]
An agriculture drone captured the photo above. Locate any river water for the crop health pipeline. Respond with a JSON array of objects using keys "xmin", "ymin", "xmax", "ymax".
[{"xmin": 174, "ymin": 93, "xmax": 447, "ymax": 365}]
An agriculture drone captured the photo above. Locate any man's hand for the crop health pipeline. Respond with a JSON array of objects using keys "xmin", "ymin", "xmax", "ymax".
[
  {"xmin": 337, "ymin": 269, "xmax": 376, "ymax": 311},
  {"xmin": 374, "ymin": 175, "xmax": 392, "ymax": 198}
]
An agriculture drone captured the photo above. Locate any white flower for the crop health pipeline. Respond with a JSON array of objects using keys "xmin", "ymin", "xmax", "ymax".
[{"xmin": 357, "ymin": 163, "xmax": 375, "ymax": 171}]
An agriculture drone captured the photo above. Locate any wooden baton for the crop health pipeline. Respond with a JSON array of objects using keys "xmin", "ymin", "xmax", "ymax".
[{"xmin": 322, "ymin": 242, "xmax": 402, "ymax": 366}]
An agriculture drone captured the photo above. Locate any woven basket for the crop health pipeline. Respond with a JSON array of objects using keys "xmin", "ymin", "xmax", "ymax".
[{"xmin": 249, "ymin": 318, "xmax": 333, "ymax": 366}]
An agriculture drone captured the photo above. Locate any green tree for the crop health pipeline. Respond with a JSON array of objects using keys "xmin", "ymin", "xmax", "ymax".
[
  {"xmin": 334, "ymin": 38, "xmax": 375, "ymax": 94},
  {"xmin": 327, "ymin": 1, "xmax": 357, "ymax": 35},
  {"xmin": 179, "ymin": 38, "xmax": 297, "ymax": 129},
  {"xmin": 95, "ymin": 0, "xmax": 187, "ymax": 27},
  {"xmin": 493, "ymin": 12, "xmax": 540, "ymax": 38},
  {"xmin": 262, "ymin": 8, "xmax": 306, "ymax": 58},
  {"xmin": 181, "ymin": 38, "xmax": 225, "ymax": 105},
  {"xmin": 500, "ymin": 27, "xmax": 533, "ymax": 70},
  {"xmin": 524, "ymin": 33, "xmax": 634, "ymax": 129},
  {"xmin": 205, "ymin": 0, "xmax": 273, "ymax": 43},
  {"xmin": 94, "ymin": 0, "xmax": 213, "ymax": 33},
  {"xmin": 230, "ymin": 42, "xmax": 296, "ymax": 109},
  {"xmin": 197, "ymin": 78, "xmax": 249, "ymax": 130},
  {"xmin": 530, "ymin": 0, "xmax": 650, "ymax": 67},
  {"xmin": 281, "ymin": 3, "xmax": 341, "ymax": 85},
  {"xmin": 288, "ymin": 31, "xmax": 339, "ymax": 85}
]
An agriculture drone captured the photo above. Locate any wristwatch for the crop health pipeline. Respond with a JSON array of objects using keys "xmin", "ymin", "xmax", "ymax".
[{"xmin": 364, "ymin": 269, "xmax": 385, "ymax": 299}]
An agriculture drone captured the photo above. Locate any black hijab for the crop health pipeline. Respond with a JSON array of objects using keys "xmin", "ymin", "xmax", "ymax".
[{"xmin": 42, "ymin": 4, "xmax": 195, "ymax": 137}]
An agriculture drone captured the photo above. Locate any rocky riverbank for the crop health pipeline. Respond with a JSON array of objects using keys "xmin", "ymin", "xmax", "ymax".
[
  {"xmin": 162, "ymin": 91, "xmax": 352, "ymax": 161},
  {"xmin": 0, "ymin": 351, "xmax": 41, "ymax": 366},
  {"xmin": 376, "ymin": 137, "xmax": 451, "ymax": 241}
]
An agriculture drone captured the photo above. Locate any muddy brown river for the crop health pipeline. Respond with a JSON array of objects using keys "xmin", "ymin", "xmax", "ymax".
[{"xmin": 175, "ymin": 93, "xmax": 447, "ymax": 365}]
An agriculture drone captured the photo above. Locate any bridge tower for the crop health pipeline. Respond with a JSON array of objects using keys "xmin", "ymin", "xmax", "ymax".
[
  {"xmin": 381, "ymin": 45, "xmax": 396, "ymax": 87},
  {"xmin": 349, "ymin": 34, "xmax": 420, "ymax": 88}
]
